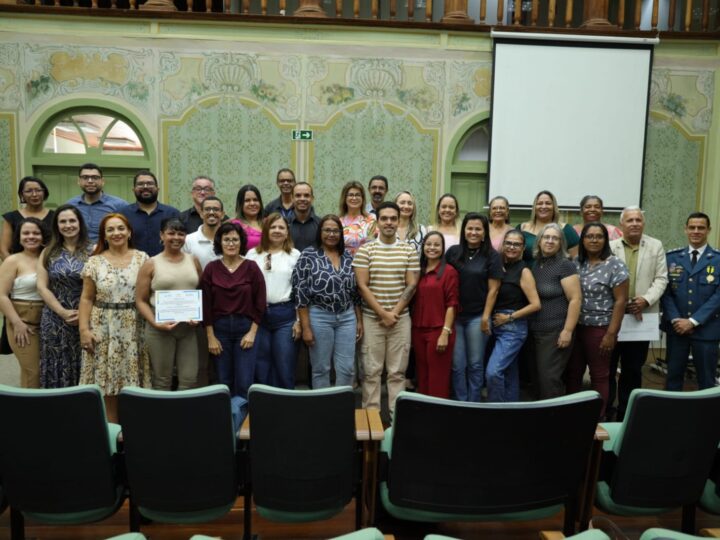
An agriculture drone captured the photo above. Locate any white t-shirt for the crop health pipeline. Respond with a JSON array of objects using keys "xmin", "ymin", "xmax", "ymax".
[{"xmin": 245, "ymin": 248, "xmax": 300, "ymax": 304}]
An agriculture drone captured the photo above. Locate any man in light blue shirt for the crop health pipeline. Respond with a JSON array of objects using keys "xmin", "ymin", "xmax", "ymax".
[{"xmin": 66, "ymin": 163, "xmax": 127, "ymax": 244}]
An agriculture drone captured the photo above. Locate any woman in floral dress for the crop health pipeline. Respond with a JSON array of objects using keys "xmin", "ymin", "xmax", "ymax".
[{"xmin": 78, "ymin": 213, "xmax": 150, "ymax": 422}]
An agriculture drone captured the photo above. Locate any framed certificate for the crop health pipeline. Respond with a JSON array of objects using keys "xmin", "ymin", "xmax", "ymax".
[{"xmin": 154, "ymin": 290, "xmax": 203, "ymax": 323}]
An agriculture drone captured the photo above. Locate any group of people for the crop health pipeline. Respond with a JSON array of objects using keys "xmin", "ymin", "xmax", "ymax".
[{"xmin": 1, "ymin": 164, "xmax": 718, "ymax": 422}]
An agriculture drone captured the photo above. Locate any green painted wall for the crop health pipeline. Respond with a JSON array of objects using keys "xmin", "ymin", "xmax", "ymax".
[{"xmin": 0, "ymin": 14, "xmax": 716, "ymax": 247}]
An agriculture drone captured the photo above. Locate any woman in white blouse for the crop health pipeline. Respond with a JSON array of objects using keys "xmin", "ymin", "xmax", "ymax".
[{"xmin": 245, "ymin": 212, "xmax": 301, "ymax": 388}]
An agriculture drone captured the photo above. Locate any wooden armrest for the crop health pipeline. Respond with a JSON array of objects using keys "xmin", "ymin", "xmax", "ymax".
[
  {"xmin": 700, "ymin": 529, "xmax": 720, "ymax": 537},
  {"xmin": 239, "ymin": 414, "xmax": 251, "ymax": 440},
  {"xmin": 366, "ymin": 408, "xmax": 385, "ymax": 441},
  {"xmin": 539, "ymin": 531, "xmax": 565, "ymax": 540},
  {"xmin": 384, "ymin": 535, "xmax": 396, "ymax": 540},
  {"xmin": 355, "ymin": 409, "xmax": 370, "ymax": 441},
  {"xmin": 594, "ymin": 425, "xmax": 609, "ymax": 441}
]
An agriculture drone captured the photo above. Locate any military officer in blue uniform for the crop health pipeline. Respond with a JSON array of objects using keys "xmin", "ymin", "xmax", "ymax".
[{"xmin": 661, "ymin": 212, "xmax": 720, "ymax": 390}]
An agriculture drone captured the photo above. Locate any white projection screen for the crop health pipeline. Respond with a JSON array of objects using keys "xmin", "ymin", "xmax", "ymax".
[{"xmin": 488, "ymin": 33, "xmax": 656, "ymax": 210}]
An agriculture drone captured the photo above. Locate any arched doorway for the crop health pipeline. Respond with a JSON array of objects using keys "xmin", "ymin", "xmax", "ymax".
[{"xmin": 27, "ymin": 105, "xmax": 154, "ymax": 209}]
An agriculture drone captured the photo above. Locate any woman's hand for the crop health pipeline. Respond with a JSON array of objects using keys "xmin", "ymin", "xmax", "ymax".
[
  {"xmin": 356, "ymin": 321, "xmax": 364, "ymax": 342},
  {"xmin": 436, "ymin": 331, "xmax": 449, "ymax": 353},
  {"xmin": 80, "ymin": 328, "xmax": 99, "ymax": 355},
  {"xmin": 557, "ymin": 329, "xmax": 572, "ymax": 349},
  {"xmin": 63, "ymin": 309, "xmax": 79, "ymax": 326},
  {"xmin": 481, "ymin": 316, "xmax": 491, "ymax": 335},
  {"xmin": 240, "ymin": 331, "xmax": 256, "ymax": 349},
  {"xmin": 12, "ymin": 321, "xmax": 33, "ymax": 348},
  {"xmin": 492, "ymin": 313, "xmax": 514, "ymax": 327},
  {"xmin": 599, "ymin": 332, "xmax": 617, "ymax": 358},
  {"xmin": 154, "ymin": 321, "xmax": 179, "ymax": 332},
  {"xmin": 302, "ymin": 327, "xmax": 315, "ymax": 347},
  {"xmin": 208, "ymin": 335, "xmax": 223, "ymax": 356},
  {"xmin": 292, "ymin": 321, "xmax": 302, "ymax": 341}
]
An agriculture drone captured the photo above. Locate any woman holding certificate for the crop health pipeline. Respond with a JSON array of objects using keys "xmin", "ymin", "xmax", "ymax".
[
  {"xmin": 136, "ymin": 218, "xmax": 203, "ymax": 391},
  {"xmin": 201, "ymin": 222, "xmax": 266, "ymax": 398},
  {"xmin": 78, "ymin": 213, "xmax": 151, "ymax": 422}
]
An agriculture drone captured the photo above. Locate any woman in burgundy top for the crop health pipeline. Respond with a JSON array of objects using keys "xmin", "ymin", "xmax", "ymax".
[
  {"xmin": 201, "ymin": 221, "xmax": 266, "ymax": 398},
  {"xmin": 411, "ymin": 231, "xmax": 459, "ymax": 398}
]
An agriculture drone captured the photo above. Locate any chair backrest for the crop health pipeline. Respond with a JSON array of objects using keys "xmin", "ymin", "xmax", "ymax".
[
  {"xmin": 0, "ymin": 384, "xmax": 119, "ymax": 513},
  {"xmin": 118, "ymin": 385, "xmax": 238, "ymax": 515},
  {"xmin": 248, "ymin": 384, "xmax": 357, "ymax": 513},
  {"xmin": 609, "ymin": 387, "xmax": 720, "ymax": 508},
  {"xmin": 386, "ymin": 390, "xmax": 602, "ymax": 514}
]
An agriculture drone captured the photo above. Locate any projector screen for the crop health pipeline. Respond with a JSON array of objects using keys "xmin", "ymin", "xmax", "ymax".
[{"xmin": 488, "ymin": 33, "xmax": 655, "ymax": 210}]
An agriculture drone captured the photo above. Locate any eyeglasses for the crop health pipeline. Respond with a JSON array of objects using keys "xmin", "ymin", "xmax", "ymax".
[
  {"xmin": 22, "ymin": 189, "xmax": 44, "ymax": 195},
  {"xmin": 192, "ymin": 186, "xmax": 215, "ymax": 193},
  {"xmin": 541, "ymin": 235, "xmax": 561, "ymax": 242},
  {"xmin": 265, "ymin": 253, "xmax": 272, "ymax": 271},
  {"xmin": 584, "ymin": 234, "xmax": 605, "ymax": 241},
  {"xmin": 135, "ymin": 182, "xmax": 157, "ymax": 189},
  {"xmin": 322, "ymin": 228, "xmax": 341, "ymax": 235},
  {"xmin": 504, "ymin": 241, "xmax": 523, "ymax": 248},
  {"xmin": 221, "ymin": 237, "xmax": 240, "ymax": 244},
  {"xmin": 346, "ymin": 193, "xmax": 362, "ymax": 199},
  {"xmin": 203, "ymin": 207, "xmax": 222, "ymax": 214},
  {"xmin": 79, "ymin": 175, "xmax": 101, "ymax": 181}
]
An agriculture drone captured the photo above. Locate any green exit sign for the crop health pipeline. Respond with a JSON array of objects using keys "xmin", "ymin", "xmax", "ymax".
[{"xmin": 292, "ymin": 130, "xmax": 313, "ymax": 141}]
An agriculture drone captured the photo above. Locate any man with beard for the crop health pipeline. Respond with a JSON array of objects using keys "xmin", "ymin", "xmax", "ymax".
[
  {"xmin": 288, "ymin": 182, "xmax": 320, "ymax": 252},
  {"xmin": 179, "ymin": 175, "xmax": 227, "ymax": 232},
  {"xmin": 66, "ymin": 163, "xmax": 127, "ymax": 243},
  {"xmin": 264, "ymin": 168, "xmax": 296, "ymax": 220},
  {"xmin": 366, "ymin": 175, "xmax": 388, "ymax": 217},
  {"xmin": 183, "ymin": 196, "xmax": 223, "ymax": 270},
  {"xmin": 120, "ymin": 170, "xmax": 179, "ymax": 256}
]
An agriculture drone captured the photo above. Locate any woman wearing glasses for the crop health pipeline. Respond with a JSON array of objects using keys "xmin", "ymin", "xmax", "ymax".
[
  {"xmin": 201, "ymin": 222, "xmax": 266, "ymax": 398},
  {"xmin": 566, "ymin": 223, "xmax": 628, "ymax": 418},
  {"xmin": 339, "ymin": 182, "xmax": 376, "ymax": 257},
  {"xmin": 529, "ymin": 223, "xmax": 581, "ymax": 400},
  {"xmin": 246, "ymin": 213, "xmax": 301, "ymax": 389},
  {"xmin": 1, "ymin": 177, "xmax": 54, "ymax": 261},
  {"xmin": 485, "ymin": 230, "xmax": 540, "ymax": 402},
  {"xmin": 293, "ymin": 215, "xmax": 362, "ymax": 389}
]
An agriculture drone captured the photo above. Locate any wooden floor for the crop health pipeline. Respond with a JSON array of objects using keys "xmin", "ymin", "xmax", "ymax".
[{"xmin": 2, "ymin": 501, "xmax": 720, "ymax": 540}]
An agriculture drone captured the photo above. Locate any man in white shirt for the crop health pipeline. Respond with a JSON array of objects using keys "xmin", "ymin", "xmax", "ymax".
[{"xmin": 183, "ymin": 196, "xmax": 223, "ymax": 270}]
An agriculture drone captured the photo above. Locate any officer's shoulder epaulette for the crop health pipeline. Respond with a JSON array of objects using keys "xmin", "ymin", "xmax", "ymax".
[
  {"xmin": 709, "ymin": 246, "xmax": 720, "ymax": 255},
  {"xmin": 666, "ymin": 247, "xmax": 685, "ymax": 254}
]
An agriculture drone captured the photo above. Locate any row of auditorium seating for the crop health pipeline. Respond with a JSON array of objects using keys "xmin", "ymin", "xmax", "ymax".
[{"xmin": 0, "ymin": 383, "xmax": 719, "ymax": 540}]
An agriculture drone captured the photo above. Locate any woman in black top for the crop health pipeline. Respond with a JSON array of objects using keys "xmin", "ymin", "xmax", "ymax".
[
  {"xmin": 485, "ymin": 230, "xmax": 541, "ymax": 402},
  {"xmin": 445, "ymin": 212, "xmax": 502, "ymax": 402}
]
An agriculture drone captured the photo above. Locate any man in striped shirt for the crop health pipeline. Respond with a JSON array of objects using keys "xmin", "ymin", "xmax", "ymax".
[{"xmin": 353, "ymin": 201, "xmax": 420, "ymax": 416}]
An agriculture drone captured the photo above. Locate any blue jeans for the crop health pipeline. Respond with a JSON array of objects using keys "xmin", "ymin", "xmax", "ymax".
[
  {"xmin": 308, "ymin": 306, "xmax": 356, "ymax": 389},
  {"xmin": 256, "ymin": 302, "xmax": 298, "ymax": 389},
  {"xmin": 212, "ymin": 315, "xmax": 256, "ymax": 398},
  {"xmin": 452, "ymin": 314, "xmax": 489, "ymax": 402},
  {"xmin": 486, "ymin": 312, "xmax": 528, "ymax": 402}
]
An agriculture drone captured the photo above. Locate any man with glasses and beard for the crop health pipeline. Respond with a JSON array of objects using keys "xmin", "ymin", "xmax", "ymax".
[
  {"xmin": 66, "ymin": 163, "xmax": 127, "ymax": 244},
  {"xmin": 120, "ymin": 170, "xmax": 179, "ymax": 256}
]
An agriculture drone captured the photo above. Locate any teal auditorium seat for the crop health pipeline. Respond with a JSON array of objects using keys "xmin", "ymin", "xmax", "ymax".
[
  {"xmin": 105, "ymin": 535, "xmax": 148, "ymax": 540},
  {"xmin": 425, "ymin": 532, "xmax": 611, "ymax": 540},
  {"xmin": 0, "ymin": 384, "xmax": 125, "ymax": 540},
  {"xmin": 379, "ymin": 391, "xmax": 602, "ymax": 536},
  {"xmin": 639, "ymin": 528, "xmax": 713, "ymax": 539},
  {"xmin": 331, "ymin": 528, "xmax": 387, "ymax": 539},
  {"xmin": 245, "ymin": 384, "xmax": 362, "ymax": 539},
  {"xmin": 118, "ymin": 385, "xmax": 239, "ymax": 532},
  {"xmin": 595, "ymin": 387, "xmax": 720, "ymax": 533},
  {"xmin": 700, "ymin": 447, "xmax": 720, "ymax": 516}
]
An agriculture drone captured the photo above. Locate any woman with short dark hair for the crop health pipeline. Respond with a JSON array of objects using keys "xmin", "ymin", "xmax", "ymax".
[
  {"xmin": 201, "ymin": 221, "xmax": 266, "ymax": 398},
  {"xmin": 135, "ymin": 218, "xmax": 203, "ymax": 391}
]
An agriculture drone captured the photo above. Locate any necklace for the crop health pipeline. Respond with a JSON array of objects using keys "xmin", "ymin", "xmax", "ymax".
[
  {"xmin": 222, "ymin": 257, "xmax": 242, "ymax": 272},
  {"xmin": 468, "ymin": 248, "xmax": 480, "ymax": 261}
]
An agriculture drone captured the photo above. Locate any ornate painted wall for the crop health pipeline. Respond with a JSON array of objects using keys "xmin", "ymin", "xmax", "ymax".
[{"xmin": 0, "ymin": 17, "xmax": 717, "ymax": 247}]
